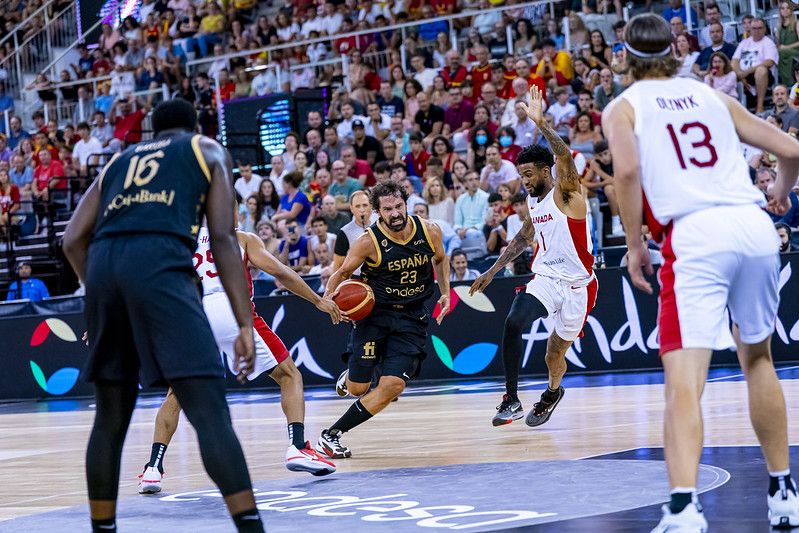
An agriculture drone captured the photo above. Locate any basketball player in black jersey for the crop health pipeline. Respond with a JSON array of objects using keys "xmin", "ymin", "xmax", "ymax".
[
  {"xmin": 315, "ymin": 181, "xmax": 450, "ymax": 459},
  {"xmin": 62, "ymin": 100, "xmax": 264, "ymax": 533}
]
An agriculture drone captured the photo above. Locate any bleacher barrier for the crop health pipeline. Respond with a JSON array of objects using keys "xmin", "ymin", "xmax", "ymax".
[{"xmin": 2, "ymin": 253, "xmax": 799, "ymax": 401}]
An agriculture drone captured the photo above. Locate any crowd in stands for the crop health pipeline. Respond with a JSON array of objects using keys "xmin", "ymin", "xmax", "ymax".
[{"xmin": 3, "ymin": 0, "xmax": 799, "ymax": 297}]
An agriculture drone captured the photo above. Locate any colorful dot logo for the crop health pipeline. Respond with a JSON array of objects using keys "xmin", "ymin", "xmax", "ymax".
[{"xmin": 29, "ymin": 318, "xmax": 80, "ymax": 395}]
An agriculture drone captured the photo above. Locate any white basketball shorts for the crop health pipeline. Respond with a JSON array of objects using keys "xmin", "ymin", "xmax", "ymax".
[
  {"xmin": 658, "ymin": 203, "xmax": 780, "ymax": 355},
  {"xmin": 202, "ymin": 292, "xmax": 290, "ymax": 380},
  {"xmin": 525, "ymin": 274, "xmax": 599, "ymax": 342}
]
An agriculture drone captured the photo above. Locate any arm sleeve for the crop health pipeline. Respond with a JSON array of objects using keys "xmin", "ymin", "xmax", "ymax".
[{"xmin": 334, "ymin": 229, "xmax": 350, "ymax": 256}]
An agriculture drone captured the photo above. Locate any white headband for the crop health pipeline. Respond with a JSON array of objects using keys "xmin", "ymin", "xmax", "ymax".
[{"xmin": 624, "ymin": 41, "xmax": 672, "ymax": 58}]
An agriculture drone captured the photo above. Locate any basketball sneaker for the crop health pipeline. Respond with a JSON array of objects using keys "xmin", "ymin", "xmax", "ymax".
[
  {"xmin": 335, "ymin": 369, "xmax": 349, "ymax": 397},
  {"xmin": 767, "ymin": 477, "xmax": 799, "ymax": 528},
  {"xmin": 286, "ymin": 442, "xmax": 336, "ymax": 476},
  {"xmin": 138, "ymin": 466, "xmax": 163, "ymax": 494},
  {"xmin": 316, "ymin": 429, "xmax": 351, "ymax": 458},
  {"xmin": 492, "ymin": 394, "xmax": 523, "ymax": 426},
  {"xmin": 525, "ymin": 387, "xmax": 565, "ymax": 427},
  {"xmin": 651, "ymin": 503, "xmax": 707, "ymax": 532}
]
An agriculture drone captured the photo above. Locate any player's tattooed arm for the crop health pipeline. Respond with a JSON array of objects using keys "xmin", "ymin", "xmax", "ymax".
[
  {"xmin": 520, "ymin": 85, "xmax": 582, "ymax": 196},
  {"xmin": 469, "ymin": 217, "xmax": 534, "ymax": 295}
]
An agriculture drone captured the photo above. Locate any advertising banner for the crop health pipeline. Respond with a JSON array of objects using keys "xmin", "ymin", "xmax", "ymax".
[{"xmin": 2, "ymin": 254, "xmax": 798, "ymax": 401}]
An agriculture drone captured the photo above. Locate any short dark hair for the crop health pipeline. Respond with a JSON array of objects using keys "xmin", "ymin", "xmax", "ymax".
[
  {"xmin": 77, "ymin": 122, "xmax": 91, "ymax": 131},
  {"xmin": 370, "ymin": 180, "xmax": 408, "ymax": 211},
  {"xmin": 409, "ymin": 131, "xmax": 423, "ymax": 143},
  {"xmin": 374, "ymin": 160, "xmax": 391, "ymax": 174},
  {"xmin": 594, "ymin": 139, "xmax": 609, "ymax": 153},
  {"xmin": 488, "ymin": 192, "xmax": 502, "ymax": 203},
  {"xmin": 517, "ymin": 144, "xmax": 554, "ymax": 168},
  {"xmin": 152, "ymin": 99, "xmax": 197, "ymax": 134},
  {"xmin": 311, "ymin": 216, "xmax": 327, "ymax": 226},
  {"xmin": 450, "ymin": 248, "xmax": 468, "ymax": 262},
  {"xmin": 511, "ymin": 193, "xmax": 526, "ymax": 204},
  {"xmin": 541, "ymin": 38, "xmax": 557, "ymax": 48}
]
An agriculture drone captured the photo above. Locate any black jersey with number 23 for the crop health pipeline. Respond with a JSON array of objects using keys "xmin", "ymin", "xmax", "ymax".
[
  {"xmin": 362, "ymin": 215, "xmax": 436, "ymax": 306},
  {"xmin": 93, "ymin": 133, "xmax": 211, "ymax": 252}
]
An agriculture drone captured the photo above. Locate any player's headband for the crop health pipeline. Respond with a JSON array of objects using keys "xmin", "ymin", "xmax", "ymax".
[{"xmin": 623, "ymin": 41, "xmax": 672, "ymax": 58}]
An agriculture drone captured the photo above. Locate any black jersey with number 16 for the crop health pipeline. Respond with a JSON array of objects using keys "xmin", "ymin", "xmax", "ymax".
[
  {"xmin": 93, "ymin": 133, "xmax": 211, "ymax": 251},
  {"xmin": 361, "ymin": 215, "xmax": 436, "ymax": 306}
]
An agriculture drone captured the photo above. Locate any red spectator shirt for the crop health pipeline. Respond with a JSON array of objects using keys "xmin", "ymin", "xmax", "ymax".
[
  {"xmin": 430, "ymin": 0, "xmax": 456, "ymax": 14},
  {"xmin": 402, "ymin": 149, "xmax": 430, "ymax": 178},
  {"xmin": 501, "ymin": 74, "xmax": 549, "ymax": 105},
  {"xmin": 499, "ymin": 144, "xmax": 522, "ymax": 164},
  {"xmin": 114, "ymin": 109, "xmax": 146, "ymax": 144},
  {"xmin": 34, "ymin": 159, "xmax": 66, "ymax": 191},
  {"xmin": 499, "ymin": 69, "xmax": 517, "ymax": 99},
  {"xmin": 348, "ymin": 159, "xmax": 376, "ymax": 187},
  {"xmin": 32, "ymin": 145, "xmax": 60, "ymax": 166},
  {"xmin": 471, "ymin": 63, "xmax": 492, "ymax": 99},
  {"xmin": 335, "ymin": 36, "xmax": 357, "ymax": 55},
  {"xmin": 364, "ymin": 71, "xmax": 381, "ymax": 92},
  {"xmin": 443, "ymin": 100, "xmax": 475, "ymax": 133},
  {"xmin": 219, "ymin": 80, "xmax": 236, "ymax": 102},
  {"xmin": 441, "ymin": 65, "xmax": 468, "ymax": 88},
  {"xmin": 0, "ymin": 184, "xmax": 19, "ymax": 214}
]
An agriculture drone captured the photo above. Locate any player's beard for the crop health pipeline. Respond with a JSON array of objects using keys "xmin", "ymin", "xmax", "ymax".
[
  {"xmin": 526, "ymin": 179, "xmax": 546, "ymax": 198},
  {"xmin": 385, "ymin": 213, "xmax": 407, "ymax": 232}
]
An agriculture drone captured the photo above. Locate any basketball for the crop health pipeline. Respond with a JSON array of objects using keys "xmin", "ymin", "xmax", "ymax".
[{"xmin": 333, "ymin": 279, "xmax": 375, "ymax": 321}]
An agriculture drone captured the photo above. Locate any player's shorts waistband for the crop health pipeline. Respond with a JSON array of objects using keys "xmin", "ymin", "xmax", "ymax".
[
  {"xmin": 374, "ymin": 302, "xmax": 425, "ymax": 311},
  {"xmin": 529, "ymin": 272, "xmax": 596, "ymax": 287}
]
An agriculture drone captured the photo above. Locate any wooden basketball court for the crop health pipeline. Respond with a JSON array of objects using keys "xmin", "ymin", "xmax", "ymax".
[{"xmin": 1, "ymin": 368, "xmax": 798, "ymax": 531}]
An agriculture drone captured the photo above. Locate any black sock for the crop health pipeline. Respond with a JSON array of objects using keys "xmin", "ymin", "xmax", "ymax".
[
  {"xmin": 769, "ymin": 471, "xmax": 796, "ymax": 497},
  {"xmin": 232, "ymin": 509, "xmax": 264, "ymax": 533},
  {"xmin": 147, "ymin": 442, "xmax": 167, "ymax": 474},
  {"xmin": 91, "ymin": 518, "xmax": 116, "ymax": 532},
  {"xmin": 669, "ymin": 491, "xmax": 694, "ymax": 514},
  {"xmin": 288, "ymin": 422, "xmax": 305, "ymax": 449},
  {"xmin": 542, "ymin": 387, "xmax": 560, "ymax": 402},
  {"xmin": 330, "ymin": 399, "xmax": 373, "ymax": 434}
]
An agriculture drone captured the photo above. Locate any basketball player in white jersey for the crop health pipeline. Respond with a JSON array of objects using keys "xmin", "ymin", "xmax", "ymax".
[
  {"xmin": 471, "ymin": 85, "xmax": 598, "ymax": 428},
  {"xmin": 138, "ymin": 225, "xmax": 341, "ymax": 494},
  {"xmin": 602, "ymin": 13, "xmax": 799, "ymax": 532}
]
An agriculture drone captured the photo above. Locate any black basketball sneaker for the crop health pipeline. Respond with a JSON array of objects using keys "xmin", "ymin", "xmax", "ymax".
[
  {"xmin": 525, "ymin": 387, "xmax": 565, "ymax": 427},
  {"xmin": 492, "ymin": 394, "xmax": 524, "ymax": 426}
]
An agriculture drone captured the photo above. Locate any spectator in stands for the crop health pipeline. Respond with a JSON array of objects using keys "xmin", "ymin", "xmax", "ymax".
[
  {"xmin": 699, "ymin": 4, "xmax": 737, "ymax": 48},
  {"xmin": 281, "ymin": 132, "xmax": 300, "ymax": 172},
  {"xmin": 329, "ymin": 159, "xmax": 363, "ymax": 210},
  {"xmin": 364, "ymin": 102, "xmax": 391, "ymax": 141},
  {"xmin": 449, "ymin": 249, "xmax": 481, "ymax": 281},
  {"xmin": 454, "ymin": 171, "xmax": 489, "ymax": 257},
  {"xmin": 757, "ymin": 168, "xmax": 799, "ymax": 227},
  {"xmin": 5, "ymin": 262, "xmax": 49, "ymax": 301},
  {"xmin": 733, "ymin": 17, "xmax": 779, "ymax": 114},
  {"xmin": 571, "ymin": 57, "xmax": 601, "ymax": 96},
  {"xmin": 309, "ymin": 216, "xmax": 336, "ymax": 252},
  {"xmin": 10, "ymin": 155, "xmax": 32, "ymax": 194},
  {"xmin": 509, "ymin": 101, "xmax": 538, "ymax": 148},
  {"xmin": 257, "ymin": 179, "xmax": 280, "ymax": 221},
  {"xmin": 304, "ymin": 110, "xmax": 325, "ymax": 143},
  {"xmin": 570, "ymin": 112, "xmax": 603, "ymax": 158},
  {"xmin": 536, "ymin": 38, "xmax": 573, "ymax": 88},
  {"xmin": 72, "ymin": 123, "xmax": 102, "ymax": 180},
  {"xmin": 441, "ymin": 50, "xmax": 468, "ymax": 88},
  {"xmin": 549, "ymin": 87, "xmax": 577, "ymax": 136},
  {"xmin": 497, "ymin": 126, "xmax": 522, "ymax": 163},
  {"xmin": 769, "ymin": 85, "xmax": 799, "ymax": 134},
  {"xmin": 256, "ymin": 220, "xmax": 280, "ymax": 257},
  {"xmin": 402, "ymin": 131, "xmax": 431, "ymax": 183},
  {"xmin": 268, "ymin": 155, "xmax": 287, "ymax": 195},
  {"xmin": 669, "ymin": 17, "xmax": 699, "ymax": 53},
  {"xmin": 196, "ymin": 1, "xmax": 225, "ymax": 57},
  {"xmin": 471, "ymin": 46, "xmax": 492, "ymax": 100},
  {"xmin": 483, "ymin": 192, "xmax": 507, "ymax": 254},
  {"xmin": 0, "ymin": 134, "xmax": 11, "ymax": 163},
  {"xmin": 352, "ymin": 119, "xmax": 385, "ymax": 166},
  {"xmin": 410, "ymin": 52, "xmax": 438, "ymax": 91},
  {"xmin": 430, "ymin": 135, "xmax": 457, "ymax": 177},
  {"xmin": 239, "ymin": 194, "xmax": 262, "ymax": 233},
  {"xmin": 505, "ymin": 193, "xmax": 528, "ymax": 243},
  {"xmin": 342, "ymin": 145, "xmax": 375, "ymax": 186},
  {"xmin": 442, "ymin": 85, "xmax": 474, "ymax": 151},
  {"xmin": 693, "ymin": 23, "xmax": 738, "ymax": 79},
  {"xmin": 294, "ymin": 152, "xmax": 314, "ymax": 188},
  {"xmin": 675, "ymin": 34, "xmax": 701, "ymax": 78},
  {"xmin": 309, "ymin": 242, "xmax": 333, "ymax": 275},
  {"xmin": 413, "ymin": 91, "xmax": 445, "ymax": 147},
  {"xmin": 90, "ymin": 111, "xmax": 114, "ymax": 149},
  {"xmin": 273, "ymin": 171, "xmax": 312, "ymax": 228},
  {"xmin": 305, "ymin": 130, "xmax": 324, "ymax": 166},
  {"xmin": 777, "ymin": 1, "xmax": 799, "ymax": 85},
  {"xmin": 0, "ymin": 168, "xmax": 19, "ymax": 241},
  {"xmin": 501, "ymin": 77, "xmax": 534, "ymax": 126},
  {"xmin": 376, "ymin": 80, "xmax": 404, "ymax": 118},
  {"xmin": 479, "ymin": 82, "xmax": 505, "ymax": 125},
  {"xmin": 321, "ymin": 126, "xmax": 344, "ymax": 164},
  {"xmin": 402, "ymin": 176, "xmax": 425, "ymax": 214},
  {"xmin": 777, "ymin": 222, "xmax": 798, "ymax": 253},
  {"xmin": 423, "ymin": 176, "xmax": 454, "ymax": 224},
  {"xmin": 480, "ymin": 144, "xmax": 520, "ymax": 193},
  {"xmin": 7, "ymin": 116, "xmax": 28, "ymax": 151},
  {"xmin": 32, "ymin": 148, "xmax": 65, "ymax": 214},
  {"xmin": 110, "ymin": 96, "xmax": 151, "ymax": 147},
  {"xmin": 278, "ymin": 220, "xmax": 312, "ymax": 274},
  {"xmin": 234, "ymin": 162, "xmax": 263, "ymax": 201},
  {"xmin": 704, "ymin": 52, "xmax": 739, "ymax": 98},
  {"xmin": 320, "ymin": 194, "xmax": 350, "ymax": 233},
  {"xmin": 662, "ymin": 0, "xmax": 698, "ymax": 25},
  {"xmin": 594, "ymin": 68, "xmax": 624, "ymax": 111}
]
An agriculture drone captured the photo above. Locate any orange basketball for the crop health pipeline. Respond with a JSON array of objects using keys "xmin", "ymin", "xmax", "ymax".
[{"xmin": 333, "ymin": 279, "xmax": 375, "ymax": 321}]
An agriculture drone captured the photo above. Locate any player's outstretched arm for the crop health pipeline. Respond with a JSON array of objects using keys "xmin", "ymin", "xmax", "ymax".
[
  {"xmin": 721, "ymin": 92, "xmax": 799, "ymax": 214},
  {"xmin": 240, "ymin": 231, "xmax": 341, "ymax": 324},
  {"xmin": 602, "ymin": 98, "xmax": 653, "ymax": 294},
  {"xmin": 427, "ymin": 221, "xmax": 451, "ymax": 324},
  {"xmin": 63, "ymin": 179, "xmax": 101, "ymax": 281},
  {"xmin": 469, "ymin": 216, "xmax": 535, "ymax": 295},
  {"xmin": 520, "ymin": 85, "xmax": 582, "ymax": 197},
  {"xmin": 324, "ymin": 233, "xmax": 374, "ymax": 300},
  {"xmin": 202, "ymin": 137, "xmax": 255, "ymax": 380}
]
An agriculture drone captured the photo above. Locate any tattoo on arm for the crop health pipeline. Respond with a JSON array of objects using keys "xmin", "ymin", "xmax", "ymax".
[
  {"xmin": 490, "ymin": 217, "xmax": 534, "ymax": 272},
  {"xmin": 536, "ymin": 118, "xmax": 570, "ymax": 158}
]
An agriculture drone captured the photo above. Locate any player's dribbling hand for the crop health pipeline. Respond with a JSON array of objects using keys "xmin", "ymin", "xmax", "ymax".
[
  {"xmin": 436, "ymin": 294, "xmax": 450, "ymax": 325},
  {"xmin": 234, "ymin": 326, "xmax": 256, "ymax": 384},
  {"xmin": 520, "ymin": 85, "xmax": 545, "ymax": 125},
  {"xmin": 625, "ymin": 241, "xmax": 654, "ymax": 295},
  {"xmin": 766, "ymin": 183, "xmax": 791, "ymax": 216},
  {"xmin": 317, "ymin": 296, "xmax": 343, "ymax": 324},
  {"xmin": 469, "ymin": 271, "xmax": 494, "ymax": 296}
]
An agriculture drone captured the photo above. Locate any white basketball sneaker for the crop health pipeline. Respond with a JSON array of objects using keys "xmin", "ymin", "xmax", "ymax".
[
  {"xmin": 335, "ymin": 369, "xmax": 349, "ymax": 397},
  {"xmin": 285, "ymin": 442, "xmax": 336, "ymax": 476},
  {"xmin": 768, "ymin": 479, "xmax": 799, "ymax": 528},
  {"xmin": 651, "ymin": 503, "xmax": 707, "ymax": 533},
  {"xmin": 138, "ymin": 466, "xmax": 163, "ymax": 494}
]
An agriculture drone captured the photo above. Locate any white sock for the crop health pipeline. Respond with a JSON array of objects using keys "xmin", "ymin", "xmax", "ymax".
[
  {"xmin": 612, "ymin": 215, "xmax": 620, "ymax": 225},
  {"xmin": 770, "ymin": 469, "xmax": 791, "ymax": 477}
]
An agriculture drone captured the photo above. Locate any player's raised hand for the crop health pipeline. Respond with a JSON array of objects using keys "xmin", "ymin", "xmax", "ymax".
[
  {"xmin": 469, "ymin": 270, "xmax": 495, "ymax": 296},
  {"xmin": 233, "ymin": 326, "xmax": 256, "ymax": 384},
  {"xmin": 436, "ymin": 293, "xmax": 450, "ymax": 325},
  {"xmin": 625, "ymin": 241, "xmax": 654, "ymax": 295},
  {"xmin": 317, "ymin": 296, "xmax": 343, "ymax": 324},
  {"xmin": 520, "ymin": 85, "xmax": 545, "ymax": 125},
  {"xmin": 767, "ymin": 183, "xmax": 791, "ymax": 216}
]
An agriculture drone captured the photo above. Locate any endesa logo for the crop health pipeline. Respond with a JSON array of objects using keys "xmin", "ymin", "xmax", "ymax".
[
  {"xmin": 28, "ymin": 319, "xmax": 80, "ymax": 395},
  {"xmin": 431, "ymin": 287, "xmax": 498, "ymax": 375}
]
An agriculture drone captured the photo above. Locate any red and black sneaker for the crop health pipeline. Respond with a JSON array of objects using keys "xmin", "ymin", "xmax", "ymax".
[{"xmin": 525, "ymin": 387, "xmax": 565, "ymax": 427}]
